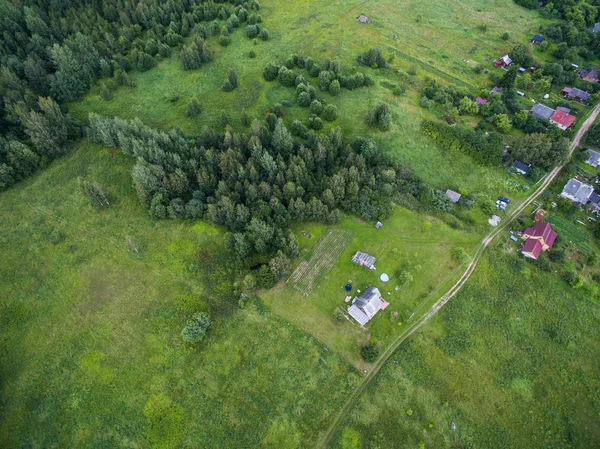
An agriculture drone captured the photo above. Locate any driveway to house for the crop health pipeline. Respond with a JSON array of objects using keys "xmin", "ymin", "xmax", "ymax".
[{"xmin": 315, "ymin": 103, "xmax": 600, "ymax": 449}]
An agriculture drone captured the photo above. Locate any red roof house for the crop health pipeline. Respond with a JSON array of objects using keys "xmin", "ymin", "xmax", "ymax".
[
  {"xmin": 521, "ymin": 238, "xmax": 543, "ymax": 259},
  {"xmin": 549, "ymin": 110, "xmax": 576, "ymax": 130},
  {"xmin": 476, "ymin": 97, "xmax": 488, "ymax": 105},
  {"xmin": 522, "ymin": 222, "xmax": 557, "ymax": 251}
]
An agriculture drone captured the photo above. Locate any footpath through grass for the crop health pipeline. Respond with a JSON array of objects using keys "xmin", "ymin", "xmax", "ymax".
[
  {"xmin": 330, "ymin": 248, "xmax": 600, "ymax": 448},
  {"xmin": 0, "ymin": 141, "xmax": 355, "ymax": 448}
]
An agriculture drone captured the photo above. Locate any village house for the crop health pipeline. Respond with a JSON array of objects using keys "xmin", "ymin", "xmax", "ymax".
[
  {"xmin": 347, "ymin": 286, "xmax": 387, "ymax": 325},
  {"xmin": 530, "ymin": 103, "xmax": 555, "ymax": 121},
  {"xmin": 586, "ymin": 149, "xmax": 600, "ymax": 169},
  {"xmin": 578, "ymin": 68, "xmax": 599, "ymax": 83},
  {"xmin": 521, "ymin": 222, "xmax": 557, "ymax": 259},
  {"xmin": 475, "ymin": 97, "xmax": 487, "ymax": 105},
  {"xmin": 530, "ymin": 34, "xmax": 545, "ymax": 44},
  {"xmin": 549, "ymin": 109, "xmax": 576, "ymax": 130},
  {"xmin": 445, "ymin": 189, "xmax": 461, "ymax": 203},
  {"xmin": 560, "ymin": 178, "xmax": 594, "ymax": 204},
  {"xmin": 561, "ymin": 87, "xmax": 590, "ymax": 103},
  {"xmin": 352, "ymin": 251, "xmax": 376, "ymax": 270},
  {"xmin": 512, "ymin": 160, "xmax": 530, "ymax": 175},
  {"xmin": 589, "ymin": 192, "xmax": 600, "ymax": 214},
  {"xmin": 494, "ymin": 55, "xmax": 512, "ymax": 68}
]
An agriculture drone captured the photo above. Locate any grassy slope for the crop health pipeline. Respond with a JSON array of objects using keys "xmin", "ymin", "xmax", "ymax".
[
  {"xmin": 0, "ymin": 141, "xmax": 355, "ymax": 448},
  {"xmin": 331, "ymin": 248, "xmax": 600, "ymax": 449},
  {"xmin": 69, "ymin": 0, "xmax": 541, "ymax": 196},
  {"xmin": 261, "ymin": 211, "xmax": 481, "ymax": 368}
]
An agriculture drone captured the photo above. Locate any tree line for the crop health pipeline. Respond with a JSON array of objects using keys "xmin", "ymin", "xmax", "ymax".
[{"xmin": 87, "ymin": 114, "xmax": 461, "ymax": 268}]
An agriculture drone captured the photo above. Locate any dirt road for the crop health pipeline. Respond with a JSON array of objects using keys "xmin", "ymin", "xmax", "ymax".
[{"xmin": 315, "ymin": 103, "xmax": 600, "ymax": 448}]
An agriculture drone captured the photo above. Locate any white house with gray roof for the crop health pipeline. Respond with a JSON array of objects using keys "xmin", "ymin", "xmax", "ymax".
[
  {"xmin": 560, "ymin": 178, "xmax": 594, "ymax": 204},
  {"xmin": 347, "ymin": 286, "xmax": 384, "ymax": 325},
  {"xmin": 586, "ymin": 149, "xmax": 600, "ymax": 168}
]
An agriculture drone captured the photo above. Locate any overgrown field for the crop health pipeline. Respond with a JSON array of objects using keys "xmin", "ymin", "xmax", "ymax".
[
  {"xmin": 0, "ymin": 141, "xmax": 356, "ymax": 448},
  {"xmin": 331, "ymin": 248, "xmax": 600, "ymax": 448},
  {"xmin": 69, "ymin": 0, "xmax": 541, "ymax": 196}
]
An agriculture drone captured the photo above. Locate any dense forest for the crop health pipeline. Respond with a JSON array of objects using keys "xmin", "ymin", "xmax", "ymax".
[{"xmin": 0, "ymin": 0, "xmax": 261, "ymax": 189}]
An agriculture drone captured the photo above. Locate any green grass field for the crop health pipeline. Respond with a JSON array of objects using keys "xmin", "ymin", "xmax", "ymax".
[
  {"xmin": 5, "ymin": 0, "xmax": 600, "ymax": 447},
  {"xmin": 330, "ymin": 248, "xmax": 600, "ymax": 448},
  {"xmin": 0, "ymin": 141, "xmax": 357, "ymax": 448}
]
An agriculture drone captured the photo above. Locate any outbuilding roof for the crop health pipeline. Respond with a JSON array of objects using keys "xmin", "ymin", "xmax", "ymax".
[
  {"xmin": 445, "ymin": 189, "xmax": 461, "ymax": 203},
  {"xmin": 512, "ymin": 160, "xmax": 530, "ymax": 174},
  {"xmin": 594, "ymin": 22, "xmax": 600, "ymax": 33},
  {"xmin": 532, "ymin": 34, "xmax": 545, "ymax": 43}
]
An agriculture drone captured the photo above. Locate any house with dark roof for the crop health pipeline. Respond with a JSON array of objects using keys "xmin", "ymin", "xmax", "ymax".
[
  {"xmin": 560, "ymin": 178, "xmax": 594, "ymax": 204},
  {"xmin": 531, "ymin": 34, "xmax": 545, "ymax": 44},
  {"xmin": 352, "ymin": 251, "xmax": 376, "ymax": 270},
  {"xmin": 594, "ymin": 22, "xmax": 600, "ymax": 33},
  {"xmin": 512, "ymin": 160, "xmax": 530, "ymax": 175},
  {"xmin": 562, "ymin": 87, "xmax": 590, "ymax": 103},
  {"xmin": 445, "ymin": 189, "xmax": 461, "ymax": 203},
  {"xmin": 530, "ymin": 103, "xmax": 555, "ymax": 121},
  {"xmin": 347, "ymin": 286, "xmax": 385, "ymax": 325},
  {"xmin": 521, "ymin": 222, "xmax": 557, "ymax": 259},
  {"xmin": 586, "ymin": 149, "xmax": 600, "ymax": 168},
  {"xmin": 589, "ymin": 191, "xmax": 600, "ymax": 213},
  {"xmin": 549, "ymin": 110, "xmax": 576, "ymax": 130},
  {"xmin": 556, "ymin": 106, "xmax": 571, "ymax": 114},
  {"xmin": 578, "ymin": 68, "xmax": 600, "ymax": 83}
]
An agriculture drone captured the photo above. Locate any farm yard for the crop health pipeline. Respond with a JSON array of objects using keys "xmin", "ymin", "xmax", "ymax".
[
  {"xmin": 261, "ymin": 207, "xmax": 481, "ymax": 367},
  {"xmin": 287, "ymin": 230, "xmax": 354, "ymax": 296}
]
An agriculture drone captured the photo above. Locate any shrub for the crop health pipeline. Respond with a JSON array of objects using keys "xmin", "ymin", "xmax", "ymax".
[
  {"xmin": 360, "ymin": 343, "xmax": 379, "ymax": 362},
  {"xmin": 333, "ymin": 308, "xmax": 345, "ymax": 323},
  {"xmin": 245, "ymin": 24, "xmax": 259, "ymax": 38},
  {"xmin": 218, "ymin": 35, "xmax": 230, "ymax": 47},
  {"xmin": 259, "ymin": 28, "xmax": 270, "ymax": 40},
  {"xmin": 100, "ymin": 83, "xmax": 112, "ymax": 101},
  {"xmin": 357, "ymin": 48, "xmax": 387, "ymax": 68},
  {"xmin": 181, "ymin": 313, "xmax": 212, "ymax": 342},
  {"xmin": 290, "ymin": 120, "xmax": 308, "ymax": 138},
  {"xmin": 186, "ymin": 99, "xmax": 201, "ymax": 118},
  {"xmin": 263, "ymin": 62, "xmax": 279, "ymax": 81},
  {"xmin": 297, "ymin": 91, "xmax": 311, "ymax": 107},
  {"xmin": 248, "ymin": 49, "xmax": 256, "ymax": 58},
  {"xmin": 310, "ymin": 99, "xmax": 323, "ymax": 115},
  {"xmin": 307, "ymin": 115, "xmax": 323, "ymax": 130},
  {"xmin": 258, "ymin": 264, "xmax": 277, "ymax": 288},
  {"xmin": 228, "ymin": 68, "xmax": 238, "ymax": 88},
  {"xmin": 451, "ymin": 247, "xmax": 469, "ymax": 263},
  {"xmin": 322, "ymin": 104, "xmax": 338, "ymax": 122},
  {"xmin": 367, "ymin": 103, "xmax": 392, "ymax": 131},
  {"xmin": 329, "ymin": 79, "xmax": 340, "ymax": 96},
  {"xmin": 221, "ymin": 80, "xmax": 234, "ymax": 92}
]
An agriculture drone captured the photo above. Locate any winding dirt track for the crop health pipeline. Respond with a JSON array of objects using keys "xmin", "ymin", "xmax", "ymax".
[{"xmin": 316, "ymin": 103, "xmax": 600, "ymax": 448}]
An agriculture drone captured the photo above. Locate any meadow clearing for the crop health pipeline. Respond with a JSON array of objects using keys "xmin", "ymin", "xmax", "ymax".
[
  {"xmin": 0, "ymin": 140, "xmax": 357, "ymax": 448},
  {"xmin": 330, "ymin": 248, "xmax": 600, "ymax": 448}
]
